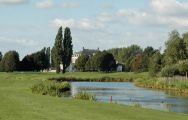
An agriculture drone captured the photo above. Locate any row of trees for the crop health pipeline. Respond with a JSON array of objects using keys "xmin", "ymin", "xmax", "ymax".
[
  {"xmin": 21, "ymin": 47, "xmax": 50, "ymax": 71},
  {"xmin": 108, "ymin": 30, "xmax": 188, "ymax": 77},
  {"xmin": 0, "ymin": 26, "xmax": 73, "ymax": 73},
  {"xmin": 51, "ymin": 26, "xmax": 73, "ymax": 73},
  {"xmin": 75, "ymin": 51, "xmax": 116, "ymax": 72},
  {"xmin": 108, "ymin": 45, "xmax": 157, "ymax": 72},
  {"xmin": 0, "ymin": 47, "xmax": 50, "ymax": 72}
]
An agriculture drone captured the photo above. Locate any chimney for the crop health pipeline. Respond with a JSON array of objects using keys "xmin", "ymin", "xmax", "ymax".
[
  {"xmin": 83, "ymin": 46, "xmax": 84, "ymax": 50},
  {"xmin": 97, "ymin": 47, "xmax": 99, "ymax": 51}
]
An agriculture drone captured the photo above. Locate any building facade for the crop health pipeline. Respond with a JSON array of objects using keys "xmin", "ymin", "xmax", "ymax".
[{"xmin": 71, "ymin": 47, "xmax": 99, "ymax": 64}]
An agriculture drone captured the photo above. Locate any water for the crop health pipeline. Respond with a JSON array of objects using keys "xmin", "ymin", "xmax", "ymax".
[{"xmin": 71, "ymin": 82, "xmax": 188, "ymax": 113}]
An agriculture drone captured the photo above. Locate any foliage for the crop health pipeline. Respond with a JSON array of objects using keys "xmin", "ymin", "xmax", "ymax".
[
  {"xmin": 0, "ymin": 50, "xmax": 20, "ymax": 72},
  {"xmin": 164, "ymin": 30, "xmax": 187, "ymax": 65},
  {"xmin": 161, "ymin": 65, "xmax": 179, "ymax": 77},
  {"xmin": 149, "ymin": 51, "xmax": 162, "ymax": 76},
  {"xmin": 51, "ymin": 26, "xmax": 63, "ymax": 73},
  {"xmin": 75, "ymin": 54, "xmax": 89, "ymax": 71},
  {"xmin": 130, "ymin": 54, "xmax": 142, "ymax": 72},
  {"xmin": 85, "ymin": 51, "xmax": 116, "ymax": 72},
  {"xmin": 161, "ymin": 60, "xmax": 188, "ymax": 77},
  {"xmin": 62, "ymin": 27, "xmax": 73, "ymax": 73},
  {"xmin": 74, "ymin": 91, "xmax": 96, "ymax": 101},
  {"xmin": 31, "ymin": 81, "xmax": 70, "ymax": 97},
  {"xmin": 0, "ymin": 51, "xmax": 2, "ymax": 61},
  {"xmin": 108, "ymin": 45, "xmax": 143, "ymax": 71},
  {"xmin": 183, "ymin": 32, "xmax": 188, "ymax": 53},
  {"xmin": 20, "ymin": 47, "xmax": 50, "ymax": 71}
]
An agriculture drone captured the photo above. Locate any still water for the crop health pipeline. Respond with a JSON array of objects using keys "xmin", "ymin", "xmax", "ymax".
[{"xmin": 71, "ymin": 82, "xmax": 188, "ymax": 113}]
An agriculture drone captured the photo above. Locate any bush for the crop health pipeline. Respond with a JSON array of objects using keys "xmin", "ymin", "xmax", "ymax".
[
  {"xmin": 161, "ymin": 65, "xmax": 179, "ymax": 77},
  {"xmin": 74, "ymin": 91, "xmax": 96, "ymax": 101},
  {"xmin": 31, "ymin": 81, "xmax": 70, "ymax": 97}
]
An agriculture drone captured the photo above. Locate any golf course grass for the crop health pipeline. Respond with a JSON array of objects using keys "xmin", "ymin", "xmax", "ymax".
[{"xmin": 0, "ymin": 72, "xmax": 188, "ymax": 120}]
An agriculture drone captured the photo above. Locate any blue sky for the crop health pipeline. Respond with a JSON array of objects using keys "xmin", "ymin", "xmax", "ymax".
[{"xmin": 0, "ymin": 0, "xmax": 188, "ymax": 58}]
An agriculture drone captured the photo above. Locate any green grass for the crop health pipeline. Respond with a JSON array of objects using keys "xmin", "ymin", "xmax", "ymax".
[{"xmin": 0, "ymin": 72, "xmax": 188, "ymax": 120}]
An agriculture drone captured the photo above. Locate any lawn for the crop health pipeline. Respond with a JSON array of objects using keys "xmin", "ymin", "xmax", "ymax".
[{"xmin": 0, "ymin": 72, "xmax": 188, "ymax": 120}]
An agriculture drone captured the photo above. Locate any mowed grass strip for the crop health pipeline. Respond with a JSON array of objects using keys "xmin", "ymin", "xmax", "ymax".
[{"xmin": 0, "ymin": 72, "xmax": 188, "ymax": 120}]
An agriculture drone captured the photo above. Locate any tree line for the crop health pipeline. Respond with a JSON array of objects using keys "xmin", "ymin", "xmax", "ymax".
[
  {"xmin": 0, "ymin": 26, "xmax": 73, "ymax": 73},
  {"xmin": 0, "ymin": 29, "xmax": 188, "ymax": 76},
  {"xmin": 107, "ymin": 30, "xmax": 188, "ymax": 77},
  {"xmin": 0, "ymin": 47, "xmax": 50, "ymax": 72}
]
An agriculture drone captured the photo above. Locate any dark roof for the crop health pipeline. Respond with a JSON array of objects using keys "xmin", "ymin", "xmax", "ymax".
[{"xmin": 74, "ymin": 48, "xmax": 99, "ymax": 55}]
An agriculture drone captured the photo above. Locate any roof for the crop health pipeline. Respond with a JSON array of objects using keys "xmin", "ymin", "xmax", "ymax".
[{"xmin": 74, "ymin": 48, "xmax": 99, "ymax": 55}]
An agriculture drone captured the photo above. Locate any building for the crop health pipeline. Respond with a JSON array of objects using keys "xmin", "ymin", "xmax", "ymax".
[{"xmin": 71, "ymin": 47, "xmax": 100, "ymax": 64}]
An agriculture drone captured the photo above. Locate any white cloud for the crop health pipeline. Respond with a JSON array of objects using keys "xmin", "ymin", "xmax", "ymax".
[
  {"xmin": 50, "ymin": 18, "xmax": 104, "ymax": 31},
  {"xmin": 97, "ymin": 12, "xmax": 113, "ymax": 22},
  {"xmin": 0, "ymin": 36, "xmax": 37, "ymax": 46},
  {"xmin": 150, "ymin": 0, "xmax": 188, "ymax": 16},
  {"xmin": 116, "ymin": 0, "xmax": 188, "ymax": 28},
  {"xmin": 35, "ymin": 0, "xmax": 53, "ymax": 9},
  {"xmin": 61, "ymin": 2, "xmax": 79, "ymax": 8},
  {"xmin": 0, "ymin": 0, "xmax": 26, "ymax": 5}
]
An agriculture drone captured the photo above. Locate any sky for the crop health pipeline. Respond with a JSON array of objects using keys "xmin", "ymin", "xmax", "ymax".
[{"xmin": 0, "ymin": 0, "xmax": 188, "ymax": 58}]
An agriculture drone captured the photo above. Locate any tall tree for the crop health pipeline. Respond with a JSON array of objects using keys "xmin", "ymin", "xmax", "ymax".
[
  {"xmin": 62, "ymin": 27, "xmax": 73, "ymax": 73},
  {"xmin": 51, "ymin": 26, "xmax": 63, "ymax": 73},
  {"xmin": 164, "ymin": 30, "xmax": 186, "ymax": 65}
]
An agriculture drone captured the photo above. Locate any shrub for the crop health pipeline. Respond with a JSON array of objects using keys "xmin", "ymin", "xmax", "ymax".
[
  {"xmin": 161, "ymin": 65, "xmax": 179, "ymax": 77},
  {"xmin": 74, "ymin": 91, "xmax": 96, "ymax": 101},
  {"xmin": 31, "ymin": 81, "xmax": 70, "ymax": 97}
]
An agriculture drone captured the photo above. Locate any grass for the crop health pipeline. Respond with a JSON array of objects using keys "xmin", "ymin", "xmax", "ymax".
[
  {"xmin": 0, "ymin": 72, "xmax": 188, "ymax": 120},
  {"xmin": 31, "ymin": 81, "xmax": 70, "ymax": 97}
]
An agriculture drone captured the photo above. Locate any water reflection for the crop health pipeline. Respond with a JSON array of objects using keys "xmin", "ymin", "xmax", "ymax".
[{"xmin": 71, "ymin": 82, "xmax": 188, "ymax": 114}]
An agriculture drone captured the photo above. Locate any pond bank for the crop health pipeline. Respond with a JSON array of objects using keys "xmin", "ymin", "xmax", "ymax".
[{"xmin": 49, "ymin": 75, "xmax": 188, "ymax": 97}]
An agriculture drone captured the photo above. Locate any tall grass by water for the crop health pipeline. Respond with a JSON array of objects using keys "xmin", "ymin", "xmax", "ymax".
[
  {"xmin": 74, "ymin": 91, "xmax": 96, "ymax": 101},
  {"xmin": 31, "ymin": 80, "xmax": 70, "ymax": 97}
]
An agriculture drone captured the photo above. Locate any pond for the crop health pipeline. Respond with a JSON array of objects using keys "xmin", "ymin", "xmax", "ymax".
[{"xmin": 71, "ymin": 82, "xmax": 188, "ymax": 114}]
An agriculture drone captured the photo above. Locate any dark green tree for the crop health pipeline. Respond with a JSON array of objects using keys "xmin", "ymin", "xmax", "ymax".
[
  {"xmin": 183, "ymin": 32, "xmax": 188, "ymax": 53},
  {"xmin": 0, "ymin": 51, "xmax": 2, "ymax": 61},
  {"xmin": 99, "ymin": 51, "xmax": 116, "ymax": 72},
  {"xmin": 62, "ymin": 27, "xmax": 73, "ymax": 73},
  {"xmin": 51, "ymin": 26, "xmax": 63, "ymax": 73},
  {"xmin": 75, "ymin": 54, "xmax": 89, "ymax": 71},
  {"xmin": 1, "ymin": 51, "xmax": 20, "ymax": 72},
  {"xmin": 45, "ymin": 47, "xmax": 51, "ymax": 70}
]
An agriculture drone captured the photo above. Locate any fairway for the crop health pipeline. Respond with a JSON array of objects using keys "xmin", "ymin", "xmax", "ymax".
[{"xmin": 0, "ymin": 72, "xmax": 188, "ymax": 120}]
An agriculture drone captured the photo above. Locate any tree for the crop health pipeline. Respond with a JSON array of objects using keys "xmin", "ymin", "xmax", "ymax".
[
  {"xmin": 20, "ymin": 47, "xmax": 51, "ymax": 71},
  {"xmin": 75, "ymin": 54, "xmax": 89, "ymax": 71},
  {"xmin": 149, "ymin": 50, "xmax": 162, "ymax": 76},
  {"xmin": 62, "ymin": 27, "xmax": 73, "ymax": 73},
  {"xmin": 51, "ymin": 26, "xmax": 63, "ymax": 73},
  {"xmin": 99, "ymin": 51, "xmax": 116, "ymax": 72},
  {"xmin": 0, "ymin": 51, "xmax": 20, "ymax": 72},
  {"xmin": 141, "ymin": 47, "xmax": 156, "ymax": 71},
  {"xmin": 0, "ymin": 51, "xmax": 2, "ymax": 61},
  {"xmin": 0, "ymin": 52, "xmax": 3, "ymax": 71},
  {"xmin": 183, "ymin": 32, "xmax": 188, "ymax": 53},
  {"xmin": 164, "ymin": 30, "xmax": 187, "ymax": 65},
  {"xmin": 45, "ymin": 47, "xmax": 51, "ymax": 70},
  {"xmin": 130, "ymin": 54, "xmax": 142, "ymax": 72}
]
